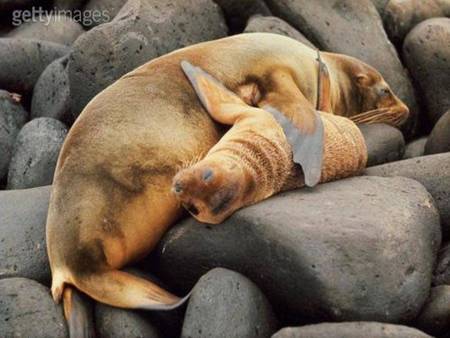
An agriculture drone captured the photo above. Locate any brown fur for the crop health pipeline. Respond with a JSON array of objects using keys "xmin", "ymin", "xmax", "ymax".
[{"xmin": 46, "ymin": 33, "xmax": 409, "ymax": 331}]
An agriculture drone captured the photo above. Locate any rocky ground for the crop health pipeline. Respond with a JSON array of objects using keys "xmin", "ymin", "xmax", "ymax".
[{"xmin": 0, "ymin": 0, "xmax": 449, "ymax": 337}]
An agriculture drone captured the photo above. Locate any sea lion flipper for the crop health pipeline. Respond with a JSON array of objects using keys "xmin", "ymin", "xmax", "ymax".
[
  {"xmin": 63, "ymin": 287, "xmax": 95, "ymax": 338},
  {"xmin": 263, "ymin": 104, "xmax": 324, "ymax": 187},
  {"xmin": 181, "ymin": 60, "xmax": 247, "ymax": 125}
]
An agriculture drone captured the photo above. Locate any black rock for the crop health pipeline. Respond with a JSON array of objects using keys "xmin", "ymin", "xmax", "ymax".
[
  {"xmin": 7, "ymin": 118, "xmax": 67, "ymax": 189},
  {"xmin": 244, "ymin": 15, "xmax": 315, "ymax": 48},
  {"xmin": 358, "ymin": 123, "xmax": 405, "ymax": 166},
  {"xmin": 272, "ymin": 322, "xmax": 432, "ymax": 338},
  {"xmin": 404, "ymin": 137, "xmax": 427, "ymax": 159},
  {"xmin": 0, "ymin": 277, "xmax": 68, "ymax": 338},
  {"xmin": 0, "ymin": 90, "xmax": 28, "ymax": 181},
  {"xmin": 0, "ymin": 38, "xmax": 71, "ymax": 94},
  {"xmin": 0, "ymin": 186, "xmax": 51, "ymax": 283},
  {"xmin": 403, "ymin": 18, "xmax": 450, "ymax": 126},
  {"xmin": 365, "ymin": 152, "xmax": 450, "ymax": 239},
  {"xmin": 7, "ymin": 15, "xmax": 84, "ymax": 45},
  {"xmin": 156, "ymin": 176, "xmax": 440, "ymax": 323},
  {"xmin": 263, "ymin": 0, "xmax": 419, "ymax": 137},
  {"xmin": 31, "ymin": 56, "xmax": 73, "ymax": 124},
  {"xmin": 68, "ymin": 0, "xmax": 227, "ymax": 118},
  {"xmin": 425, "ymin": 110, "xmax": 450, "ymax": 155},
  {"xmin": 181, "ymin": 268, "xmax": 277, "ymax": 338},
  {"xmin": 415, "ymin": 285, "xmax": 450, "ymax": 337}
]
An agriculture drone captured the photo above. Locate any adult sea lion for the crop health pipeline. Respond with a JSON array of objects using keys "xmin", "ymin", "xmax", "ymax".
[
  {"xmin": 46, "ymin": 33, "xmax": 409, "ymax": 336},
  {"xmin": 172, "ymin": 61, "xmax": 367, "ymax": 224}
]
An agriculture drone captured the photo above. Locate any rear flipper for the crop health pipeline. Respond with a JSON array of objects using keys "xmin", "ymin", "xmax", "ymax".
[{"xmin": 63, "ymin": 287, "xmax": 95, "ymax": 338}]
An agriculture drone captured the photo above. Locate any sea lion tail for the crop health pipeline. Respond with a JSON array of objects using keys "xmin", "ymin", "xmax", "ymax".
[
  {"xmin": 73, "ymin": 269, "xmax": 190, "ymax": 310},
  {"xmin": 63, "ymin": 286, "xmax": 95, "ymax": 338}
]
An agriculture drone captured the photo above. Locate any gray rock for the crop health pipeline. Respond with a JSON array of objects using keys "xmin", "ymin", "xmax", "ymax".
[
  {"xmin": 383, "ymin": 0, "xmax": 450, "ymax": 45},
  {"xmin": 358, "ymin": 123, "xmax": 405, "ymax": 166},
  {"xmin": 404, "ymin": 137, "xmax": 427, "ymax": 159},
  {"xmin": 272, "ymin": 322, "xmax": 432, "ymax": 338},
  {"xmin": 365, "ymin": 153, "xmax": 450, "ymax": 238},
  {"xmin": 0, "ymin": 186, "xmax": 51, "ymax": 283},
  {"xmin": 433, "ymin": 242, "xmax": 450, "ymax": 286},
  {"xmin": 82, "ymin": 0, "xmax": 128, "ymax": 28},
  {"xmin": 7, "ymin": 15, "xmax": 84, "ymax": 45},
  {"xmin": 244, "ymin": 15, "xmax": 315, "ymax": 48},
  {"xmin": 31, "ymin": 56, "xmax": 73, "ymax": 124},
  {"xmin": 263, "ymin": 0, "xmax": 419, "ymax": 137},
  {"xmin": 182, "ymin": 268, "xmax": 277, "ymax": 338},
  {"xmin": 403, "ymin": 18, "xmax": 450, "ymax": 126},
  {"xmin": 0, "ymin": 39, "xmax": 71, "ymax": 94},
  {"xmin": 96, "ymin": 303, "xmax": 161, "ymax": 338},
  {"xmin": 0, "ymin": 277, "xmax": 68, "ymax": 338},
  {"xmin": 416, "ymin": 285, "xmax": 450, "ymax": 337},
  {"xmin": 425, "ymin": 110, "xmax": 450, "ymax": 155},
  {"xmin": 214, "ymin": 0, "xmax": 271, "ymax": 32},
  {"xmin": 7, "ymin": 118, "xmax": 67, "ymax": 189},
  {"xmin": 157, "ymin": 176, "xmax": 440, "ymax": 323},
  {"xmin": 0, "ymin": 90, "xmax": 28, "ymax": 181},
  {"xmin": 69, "ymin": 0, "xmax": 227, "ymax": 118}
]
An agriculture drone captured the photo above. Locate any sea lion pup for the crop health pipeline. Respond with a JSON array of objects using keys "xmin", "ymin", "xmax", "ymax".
[
  {"xmin": 172, "ymin": 62, "xmax": 367, "ymax": 224},
  {"xmin": 46, "ymin": 33, "xmax": 408, "ymax": 337}
]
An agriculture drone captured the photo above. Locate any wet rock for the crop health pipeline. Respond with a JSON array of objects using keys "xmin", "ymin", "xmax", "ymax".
[
  {"xmin": 433, "ymin": 242, "xmax": 450, "ymax": 286},
  {"xmin": 82, "ymin": 0, "xmax": 128, "ymax": 28},
  {"xmin": 7, "ymin": 15, "xmax": 84, "ymax": 45},
  {"xmin": 365, "ymin": 152, "xmax": 450, "ymax": 239},
  {"xmin": 358, "ymin": 123, "xmax": 405, "ymax": 166},
  {"xmin": 425, "ymin": 110, "xmax": 450, "ymax": 155},
  {"xmin": 403, "ymin": 18, "xmax": 450, "ymax": 126},
  {"xmin": 157, "ymin": 176, "xmax": 440, "ymax": 323},
  {"xmin": 31, "ymin": 56, "xmax": 72, "ymax": 124},
  {"xmin": 96, "ymin": 303, "xmax": 161, "ymax": 338},
  {"xmin": 404, "ymin": 137, "xmax": 427, "ymax": 159},
  {"xmin": 181, "ymin": 268, "xmax": 277, "ymax": 338},
  {"xmin": 244, "ymin": 15, "xmax": 315, "ymax": 48},
  {"xmin": 0, "ymin": 277, "xmax": 68, "ymax": 338},
  {"xmin": 264, "ymin": 0, "xmax": 419, "ymax": 137},
  {"xmin": 69, "ymin": 0, "xmax": 227, "ymax": 118},
  {"xmin": 7, "ymin": 118, "xmax": 67, "ymax": 189},
  {"xmin": 272, "ymin": 322, "xmax": 432, "ymax": 338},
  {"xmin": 416, "ymin": 285, "xmax": 450, "ymax": 337},
  {"xmin": 0, "ymin": 186, "xmax": 51, "ymax": 282},
  {"xmin": 0, "ymin": 90, "xmax": 28, "ymax": 180},
  {"xmin": 383, "ymin": 0, "xmax": 450, "ymax": 45},
  {"xmin": 0, "ymin": 38, "xmax": 71, "ymax": 94}
]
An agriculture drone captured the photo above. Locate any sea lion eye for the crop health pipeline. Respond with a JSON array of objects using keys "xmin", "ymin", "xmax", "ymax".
[{"xmin": 202, "ymin": 168, "xmax": 213, "ymax": 182}]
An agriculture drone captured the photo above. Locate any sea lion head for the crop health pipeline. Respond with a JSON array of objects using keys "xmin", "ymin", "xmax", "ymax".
[
  {"xmin": 352, "ymin": 62, "xmax": 409, "ymax": 125},
  {"xmin": 172, "ymin": 157, "xmax": 251, "ymax": 224}
]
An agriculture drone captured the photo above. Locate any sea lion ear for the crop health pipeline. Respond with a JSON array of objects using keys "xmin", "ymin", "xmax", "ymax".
[
  {"xmin": 180, "ymin": 60, "xmax": 245, "ymax": 124},
  {"xmin": 263, "ymin": 105, "xmax": 324, "ymax": 187},
  {"xmin": 355, "ymin": 73, "xmax": 371, "ymax": 87}
]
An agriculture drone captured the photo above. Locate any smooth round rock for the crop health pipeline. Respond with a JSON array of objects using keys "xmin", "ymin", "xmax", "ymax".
[
  {"xmin": 7, "ymin": 15, "xmax": 84, "ymax": 45},
  {"xmin": 425, "ymin": 110, "xmax": 450, "ymax": 155},
  {"xmin": 415, "ymin": 286, "xmax": 450, "ymax": 336},
  {"xmin": 403, "ymin": 18, "xmax": 450, "ymax": 126},
  {"xmin": 263, "ymin": 0, "xmax": 419, "ymax": 137},
  {"xmin": 157, "ymin": 176, "xmax": 440, "ymax": 323},
  {"xmin": 0, "ymin": 90, "xmax": 28, "ymax": 180},
  {"xmin": 0, "ymin": 277, "xmax": 68, "ymax": 338},
  {"xmin": 244, "ymin": 15, "xmax": 315, "ymax": 48},
  {"xmin": 182, "ymin": 268, "xmax": 277, "ymax": 338},
  {"xmin": 358, "ymin": 123, "xmax": 405, "ymax": 166},
  {"xmin": 31, "ymin": 56, "xmax": 72, "ymax": 124},
  {"xmin": 365, "ymin": 152, "xmax": 450, "ymax": 239},
  {"xmin": 69, "ymin": 0, "xmax": 227, "ymax": 118},
  {"xmin": 404, "ymin": 137, "xmax": 427, "ymax": 159},
  {"xmin": 96, "ymin": 303, "xmax": 161, "ymax": 338},
  {"xmin": 82, "ymin": 0, "xmax": 128, "ymax": 28},
  {"xmin": 433, "ymin": 242, "xmax": 450, "ymax": 286},
  {"xmin": 383, "ymin": 0, "xmax": 450, "ymax": 45},
  {"xmin": 272, "ymin": 322, "xmax": 432, "ymax": 338},
  {"xmin": 0, "ymin": 186, "xmax": 51, "ymax": 283},
  {"xmin": 0, "ymin": 38, "xmax": 71, "ymax": 94},
  {"xmin": 7, "ymin": 118, "xmax": 67, "ymax": 189},
  {"xmin": 214, "ymin": 0, "xmax": 271, "ymax": 32}
]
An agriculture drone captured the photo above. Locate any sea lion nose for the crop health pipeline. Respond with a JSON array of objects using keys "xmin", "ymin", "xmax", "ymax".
[{"xmin": 173, "ymin": 181, "xmax": 183, "ymax": 194}]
